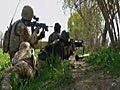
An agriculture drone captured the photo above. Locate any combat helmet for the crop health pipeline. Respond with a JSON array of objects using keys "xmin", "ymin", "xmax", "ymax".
[
  {"xmin": 54, "ymin": 23, "xmax": 61, "ymax": 33},
  {"xmin": 21, "ymin": 5, "xmax": 34, "ymax": 21},
  {"xmin": 19, "ymin": 42, "xmax": 30, "ymax": 50}
]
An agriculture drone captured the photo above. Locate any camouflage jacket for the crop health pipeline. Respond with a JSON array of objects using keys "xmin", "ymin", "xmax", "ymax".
[
  {"xmin": 48, "ymin": 32, "xmax": 60, "ymax": 44},
  {"xmin": 9, "ymin": 19, "xmax": 38, "ymax": 59}
]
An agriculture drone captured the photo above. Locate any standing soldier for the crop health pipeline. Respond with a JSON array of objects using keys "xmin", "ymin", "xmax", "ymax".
[{"xmin": 8, "ymin": 5, "xmax": 44, "ymax": 61}]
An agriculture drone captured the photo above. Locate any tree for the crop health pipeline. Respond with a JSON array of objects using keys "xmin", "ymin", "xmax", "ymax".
[
  {"xmin": 96, "ymin": 0, "xmax": 120, "ymax": 47},
  {"xmin": 63, "ymin": 0, "xmax": 102, "ymax": 50},
  {"xmin": 63, "ymin": 0, "xmax": 120, "ymax": 48}
]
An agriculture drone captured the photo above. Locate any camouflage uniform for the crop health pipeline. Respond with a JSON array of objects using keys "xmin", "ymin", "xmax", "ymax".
[
  {"xmin": 60, "ymin": 30, "xmax": 70, "ymax": 46},
  {"xmin": 9, "ymin": 5, "xmax": 41, "ymax": 60},
  {"xmin": 1, "ymin": 42, "xmax": 39, "ymax": 90},
  {"xmin": 48, "ymin": 32, "xmax": 60, "ymax": 44},
  {"xmin": 9, "ymin": 21, "xmax": 39, "ymax": 60},
  {"xmin": 38, "ymin": 30, "xmax": 74, "ymax": 60},
  {"xmin": 48, "ymin": 23, "xmax": 61, "ymax": 44}
]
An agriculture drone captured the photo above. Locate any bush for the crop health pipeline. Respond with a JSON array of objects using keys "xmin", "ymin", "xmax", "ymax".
[{"xmin": 86, "ymin": 47, "xmax": 120, "ymax": 77}]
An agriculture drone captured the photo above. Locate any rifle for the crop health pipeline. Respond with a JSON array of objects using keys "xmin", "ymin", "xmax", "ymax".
[{"xmin": 27, "ymin": 16, "xmax": 53, "ymax": 34}]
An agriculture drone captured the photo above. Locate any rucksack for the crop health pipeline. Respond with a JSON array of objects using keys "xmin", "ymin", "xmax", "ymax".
[{"xmin": 3, "ymin": 20, "xmax": 20, "ymax": 53}]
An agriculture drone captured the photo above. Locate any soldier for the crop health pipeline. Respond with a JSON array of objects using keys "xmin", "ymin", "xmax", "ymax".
[
  {"xmin": 60, "ymin": 30, "xmax": 70, "ymax": 46},
  {"xmin": 8, "ymin": 5, "xmax": 44, "ymax": 61},
  {"xmin": 38, "ymin": 30, "xmax": 72, "ymax": 60},
  {"xmin": 12, "ymin": 41, "xmax": 39, "ymax": 79},
  {"xmin": 48, "ymin": 23, "xmax": 61, "ymax": 44},
  {"xmin": 12, "ymin": 42, "xmax": 35, "ymax": 66},
  {"xmin": 1, "ymin": 41, "xmax": 39, "ymax": 90}
]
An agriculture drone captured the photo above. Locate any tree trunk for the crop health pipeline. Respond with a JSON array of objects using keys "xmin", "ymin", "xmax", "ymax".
[
  {"xmin": 97, "ymin": 0, "xmax": 115, "ymax": 45},
  {"xmin": 102, "ymin": 23, "xmax": 107, "ymax": 46}
]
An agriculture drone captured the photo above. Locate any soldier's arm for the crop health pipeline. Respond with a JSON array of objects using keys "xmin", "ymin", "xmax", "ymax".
[
  {"xmin": 16, "ymin": 23, "xmax": 38, "ymax": 44},
  {"xmin": 30, "ymin": 27, "xmax": 39, "ymax": 45},
  {"xmin": 15, "ymin": 22, "xmax": 31, "ymax": 41},
  {"xmin": 16, "ymin": 23, "xmax": 42, "ymax": 46}
]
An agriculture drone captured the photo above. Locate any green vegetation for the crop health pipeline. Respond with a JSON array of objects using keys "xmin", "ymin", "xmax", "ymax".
[
  {"xmin": 86, "ymin": 47, "xmax": 120, "ymax": 77},
  {"xmin": 19, "ymin": 53, "xmax": 72, "ymax": 90},
  {"xmin": 0, "ymin": 48, "xmax": 72, "ymax": 90},
  {"xmin": 0, "ymin": 48, "xmax": 10, "ymax": 75},
  {"xmin": 1, "ymin": 46, "xmax": 120, "ymax": 89}
]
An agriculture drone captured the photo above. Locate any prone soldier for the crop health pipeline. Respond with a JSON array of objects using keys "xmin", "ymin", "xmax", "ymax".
[{"xmin": 38, "ymin": 30, "xmax": 84, "ymax": 61}]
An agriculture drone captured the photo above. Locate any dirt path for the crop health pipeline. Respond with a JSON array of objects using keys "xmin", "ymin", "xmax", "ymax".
[{"xmin": 57, "ymin": 56, "xmax": 120, "ymax": 90}]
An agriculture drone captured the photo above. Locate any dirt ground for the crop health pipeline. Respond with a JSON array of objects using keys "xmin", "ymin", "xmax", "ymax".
[{"xmin": 57, "ymin": 55, "xmax": 120, "ymax": 90}]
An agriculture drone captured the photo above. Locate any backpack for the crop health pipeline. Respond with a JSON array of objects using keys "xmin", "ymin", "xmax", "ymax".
[{"xmin": 3, "ymin": 20, "xmax": 20, "ymax": 53}]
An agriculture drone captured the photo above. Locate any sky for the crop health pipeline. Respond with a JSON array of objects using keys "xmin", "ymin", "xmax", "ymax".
[{"xmin": 0, "ymin": 0, "xmax": 70, "ymax": 41}]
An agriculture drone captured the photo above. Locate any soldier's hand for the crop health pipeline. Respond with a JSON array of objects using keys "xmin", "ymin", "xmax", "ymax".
[
  {"xmin": 34, "ymin": 27, "xmax": 40, "ymax": 34},
  {"xmin": 38, "ymin": 30, "xmax": 45, "ymax": 40}
]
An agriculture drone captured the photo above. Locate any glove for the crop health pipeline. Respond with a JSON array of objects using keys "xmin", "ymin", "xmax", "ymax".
[
  {"xmin": 38, "ymin": 30, "xmax": 45, "ymax": 40},
  {"xmin": 34, "ymin": 27, "xmax": 40, "ymax": 34}
]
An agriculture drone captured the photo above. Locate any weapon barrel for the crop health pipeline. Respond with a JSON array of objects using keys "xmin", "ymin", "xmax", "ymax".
[
  {"xmin": 48, "ymin": 26, "xmax": 53, "ymax": 27},
  {"xmin": 27, "ymin": 22, "xmax": 53, "ymax": 31}
]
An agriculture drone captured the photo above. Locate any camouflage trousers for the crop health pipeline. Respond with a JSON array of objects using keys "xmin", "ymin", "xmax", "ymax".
[{"xmin": 1, "ymin": 60, "xmax": 37, "ymax": 90}]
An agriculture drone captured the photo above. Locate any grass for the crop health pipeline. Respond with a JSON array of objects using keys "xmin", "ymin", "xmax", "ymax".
[
  {"xmin": 1, "ymin": 46, "xmax": 120, "ymax": 89},
  {"xmin": 0, "ymin": 48, "xmax": 10, "ymax": 75},
  {"xmin": 1, "ymin": 45, "xmax": 120, "ymax": 89},
  {"xmin": 19, "ymin": 53, "xmax": 72, "ymax": 90},
  {"xmin": 86, "ymin": 47, "xmax": 120, "ymax": 77},
  {"xmin": 0, "ymin": 48, "xmax": 72, "ymax": 90}
]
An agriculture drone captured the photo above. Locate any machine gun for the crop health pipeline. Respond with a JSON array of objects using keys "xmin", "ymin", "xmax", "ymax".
[
  {"xmin": 70, "ymin": 39, "xmax": 90, "ymax": 61},
  {"xmin": 74, "ymin": 40, "xmax": 84, "ymax": 47},
  {"xmin": 70, "ymin": 39, "xmax": 84, "ymax": 54},
  {"xmin": 70, "ymin": 39, "xmax": 84, "ymax": 48},
  {"xmin": 68, "ymin": 39, "xmax": 86, "ymax": 61}
]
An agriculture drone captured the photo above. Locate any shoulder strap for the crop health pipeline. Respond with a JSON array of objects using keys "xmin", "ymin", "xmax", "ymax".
[{"xmin": 13, "ymin": 20, "xmax": 21, "ymax": 36}]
